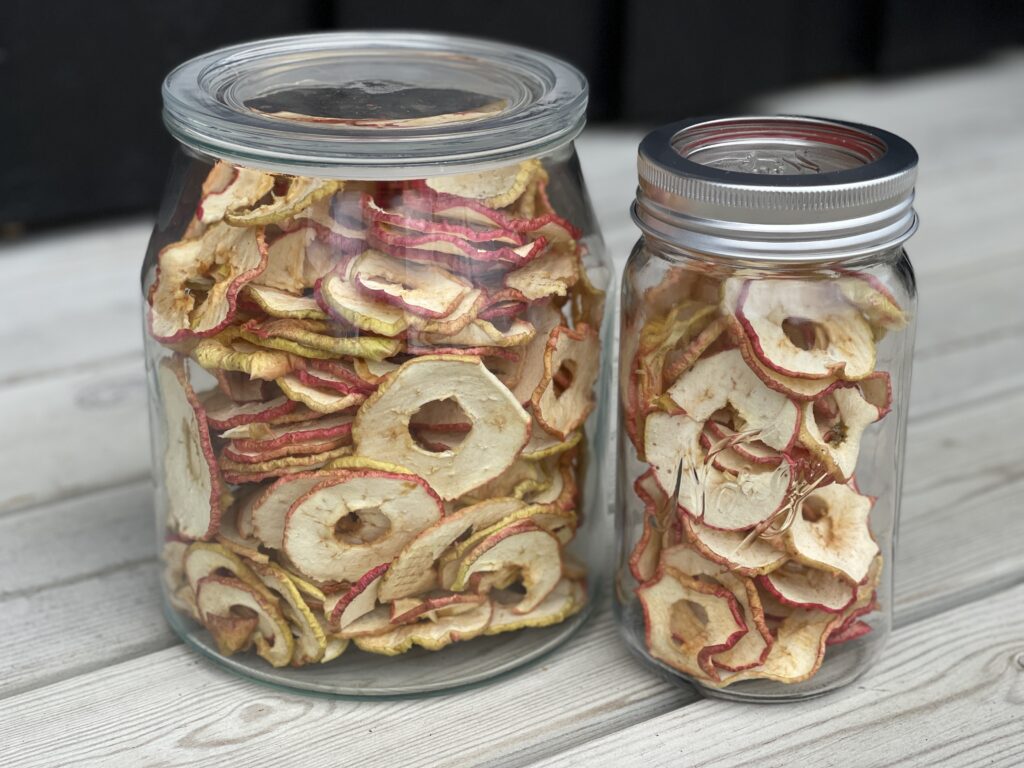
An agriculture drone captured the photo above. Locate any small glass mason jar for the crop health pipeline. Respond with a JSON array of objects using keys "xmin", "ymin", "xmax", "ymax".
[
  {"xmin": 143, "ymin": 32, "xmax": 612, "ymax": 696},
  {"xmin": 615, "ymin": 116, "xmax": 918, "ymax": 701}
]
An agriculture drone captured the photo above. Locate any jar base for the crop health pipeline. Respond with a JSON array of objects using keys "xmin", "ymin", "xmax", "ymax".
[{"xmin": 163, "ymin": 590, "xmax": 595, "ymax": 698}]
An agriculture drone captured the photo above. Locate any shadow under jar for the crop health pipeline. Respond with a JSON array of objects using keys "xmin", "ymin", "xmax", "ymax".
[
  {"xmin": 616, "ymin": 116, "xmax": 918, "ymax": 701},
  {"xmin": 143, "ymin": 32, "xmax": 612, "ymax": 696}
]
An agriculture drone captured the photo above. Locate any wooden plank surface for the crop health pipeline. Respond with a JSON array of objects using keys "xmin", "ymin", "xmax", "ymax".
[
  {"xmin": 527, "ymin": 585, "xmax": 1024, "ymax": 768},
  {"xmin": 0, "ymin": 50, "xmax": 1022, "ymax": 768}
]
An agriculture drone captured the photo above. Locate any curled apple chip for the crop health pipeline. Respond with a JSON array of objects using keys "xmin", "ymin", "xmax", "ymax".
[
  {"xmin": 216, "ymin": 503, "xmax": 268, "ymax": 564},
  {"xmin": 800, "ymin": 385, "xmax": 880, "ymax": 481},
  {"xmin": 225, "ymin": 177, "xmax": 340, "ymax": 226},
  {"xmin": 282, "ymin": 470, "xmax": 443, "ymax": 582},
  {"xmin": 201, "ymin": 392, "xmax": 305, "ymax": 431},
  {"xmin": 226, "ymin": 412, "xmax": 354, "ymax": 452},
  {"xmin": 325, "ymin": 563, "xmax": 389, "ymax": 629},
  {"xmin": 424, "ymin": 159, "xmax": 542, "ymax": 208},
  {"xmin": 645, "ymin": 411, "xmax": 792, "ymax": 531},
  {"xmin": 193, "ymin": 334, "xmax": 299, "ymax": 381},
  {"xmin": 786, "ymin": 483, "xmax": 879, "ymax": 584},
  {"xmin": 149, "ymin": 222, "xmax": 267, "ymax": 343},
  {"xmin": 532, "ymin": 324, "xmax": 600, "ymax": 439},
  {"xmin": 418, "ymin": 317, "xmax": 534, "ymax": 349},
  {"xmin": 353, "ymin": 356, "xmax": 530, "ymax": 500},
  {"xmin": 734, "ymin": 327, "xmax": 839, "ymax": 401},
  {"xmin": 681, "ymin": 515, "xmax": 788, "ymax": 576},
  {"xmin": 220, "ymin": 446, "xmax": 352, "ymax": 484},
  {"xmin": 486, "ymin": 578, "xmax": 583, "ymax": 635},
  {"xmin": 398, "ymin": 190, "xmax": 579, "ymax": 243},
  {"xmin": 197, "ymin": 163, "xmax": 275, "ymax": 225},
  {"xmin": 277, "ymin": 374, "xmax": 365, "ymax": 414},
  {"xmin": 638, "ymin": 566, "xmax": 747, "ymax": 681},
  {"xmin": 195, "ymin": 575, "xmax": 294, "ymax": 667},
  {"xmin": 251, "ymin": 228, "xmax": 338, "ymax": 294},
  {"xmin": 508, "ymin": 301, "xmax": 563, "ymax": 403},
  {"xmin": 667, "ymin": 349, "xmax": 799, "ymax": 452},
  {"xmin": 363, "ymin": 195, "xmax": 525, "ymax": 245},
  {"xmin": 351, "ymin": 249, "xmax": 471, "ymax": 318},
  {"xmin": 183, "ymin": 541, "xmax": 262, "ymax": 595},
  {"xmin": 353, "ymin": 602, "xmax": 493, "ymax": 656},
  {"xmin": 240, "ymin": 317, "xmax": 401, "ymax": 362},
  {"xmin": 736, "ymin": 279, "xmax": 876, "ymax": 380},
  {"xmin": 857, "ymin": 370, "xmax": 893, "ymax": 419},
  {"xmin": 251, "ymin": 561, "xmax": 327, "ymax": 666},
  {"xmin": 504, "ymin": 242, "xmax": 580, "ymax": 301},
  {"xmin": 248, "ymin": 472, "xmax": 339, "ymax": 549},
  {"xmin": 628, "ymin": 470, "xmax": 671, "ymax": 583},
  {"xmin": 522, "ymin": 424, "xmax": 582, "ymax": 462},
  {"xmin": 379, "ymin": 498, "xmax": 525, "ymax": 601},
  {"xmin": 369, "ymin": 222, "xmax": 547, "ymax": 267},
  {"xmin": 702, "ymin": 422, "xmax": 782, "ymax": 466},
  {"xmin": 837, "ymin": 273, "xmax": 908, "ymax": 331},
  {"xmin": 759, "ymin": 563, "xmax": 856, "ymax": 614},
  {"xmin": 449, "ymin": 519, "xmax": 562, "ymax": 614},
  {"xmin": 316, "ymin": 265, "xmax": 408, "ymax": 336},
  {"xmin": 158, "ymin": 358, "xmax": 229, "ymax": 540}
]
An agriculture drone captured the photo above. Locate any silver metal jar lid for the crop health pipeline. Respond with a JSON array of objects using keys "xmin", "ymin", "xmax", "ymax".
[
  {"xmin": 162, "ymin": 32, "xmax": 588, "ymax": 179},
  {"xmin": 634, "ymin": 116, "xmax": 919, "ymax": 261}
]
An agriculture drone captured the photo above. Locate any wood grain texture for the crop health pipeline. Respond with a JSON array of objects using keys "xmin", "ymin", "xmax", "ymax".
[{"xmin": 528, "ymin": 585, "xmax": 1024, "ymax": 768}]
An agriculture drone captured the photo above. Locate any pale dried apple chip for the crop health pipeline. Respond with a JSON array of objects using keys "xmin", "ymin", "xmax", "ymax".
[
  {"xmin": 786, "ymin": 482, "xmax": 879, "ymax": 584},
  {"xmin": 201, "ymin": 392, "xmax": 304, "ymax": 431},
  {"xmin": 277, "ymin": 374, "xmax": 365, "ymax": 414},
  {"xmin": 681, "ymin": 515, "xmax": 788, "ymax": 576},
  {"xmin": 353, "ymin": 602, "xmax": 492, "ymax": 655},
  {"xmin": 799, "ymin": 385, "xmax": 880, "ymax": 481},
  {"xmin": 424, "ymin": 159, "xmax": 542, "ymax": 208},
  {"xmin": 149, "ymin": 223, "xmax": 267, "ymax": 343},
  {"xmin": 325, "ymin": 562, "xmax": 389, "ymax": 629},
  {"xmin": 316, "ymin": 265, "xmax": 409, "ymax": 336},
  {"xmin": 225, "ymin": 177, "xmax": 340, "ymax": 226},
  {"xmin": 158, "ymin": 358, "xmax": 229, "ymax": 540},
  {"xmin": 220, "ymin": 446, "xmax": 352, "ymax": 484},
  {"xmin": 352, "ymin": 356, "xmax": 530, "ymax": 500},
  {"xmin": 532, "ymin": 324, "xmax": 600, "ymax": 439},
  {"xmin": 837, "ymin": 272, "xmax": 908, "ymax": 331},
  {"xmin": 485, "ymin": 578, "xmax": 583, "ymax": 635},
  {"xmin": 193, "ymin": 334, "xmax": 299, "ymax": 381},
  {"xmin": 759, "ymin": 563, "xmax": 856, "ymax": 614},
  {"xmin": 251, "ymin": 561, "xmax": 327, "ymax": 665},
  {"xmin": 253, "ymin": 228, "xmax": 338, "ymax": 294},
  {"xmin": 282, "ymin": 470, "xmax": 443, "ymax": 582},
  {"xmin": 248, "ymin": 472, "xmax": 339, "ymax": 549},
  {"xmin": 197, "ymin": 163, "xmax": 275, "ymax": 225},
  {"xmin": 195, "ymin": 575, "xmax": 294, "ymax": 667},
  {"xmin": 351, "ymin": 249, "xmax": 471, "ymax": 318},
  {"xmin": 735, "ymin": 279, "xmax": 876, "ymax": 380},
  {"xmin": 667, "ymin": 348, "xmax": 800, "ymax": 452},
  {"xmin": 504, "ymin": 242, "xmax": 580, "ymax": 301}
]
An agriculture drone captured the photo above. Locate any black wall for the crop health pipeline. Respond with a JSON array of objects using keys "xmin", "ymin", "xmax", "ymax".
[{"xmin": 2, "ymin": 0, "xmax": 1021, "ymax": 229}]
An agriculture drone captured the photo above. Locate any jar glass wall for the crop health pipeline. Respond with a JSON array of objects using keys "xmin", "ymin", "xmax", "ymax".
[
  {"xmin": 142, "ymin": 34, "xmax": 610, "ymax": 696},
  {"xmin": 615, "ymin": 116, "xmax": 919, "ymax": 701}
]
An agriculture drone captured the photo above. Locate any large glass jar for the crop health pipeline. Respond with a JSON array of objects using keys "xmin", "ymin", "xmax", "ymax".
[
  {"xmin": 616, "ymin": 117, "xmax": 918, "ymax": 700},
  {"xmin": 143, "ymin": 33, "xmax": 611, "ymax": 696}
]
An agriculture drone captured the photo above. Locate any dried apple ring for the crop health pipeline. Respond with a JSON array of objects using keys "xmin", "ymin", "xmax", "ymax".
[
  {"xmin": 424, "ymin": 159, "xmax": 542, "ymax": 208},
  {"xmin": 352, "ymin": 356, "xmax": 531, "ymax": 500},
  {"xmin": 799, "ymin": 385, "xmax": 881, "ymax": 481},
  {"xmin": 785, "ymin": 483, "xmax": 879, "ymax": 584},
  {"xmin": 282, "ymin": 470, "xmax": 443, "ymax": 582},
  {"xmin": 532, "ymin": 324, "xmax": 601, "ymax": 439},
  {"xmin": 225, "ymin": 177, "xmax": 340, "ymax": 226},
  {"xmin": 195, "ymin": 575, "xmax": 295, "ymax": 667}
]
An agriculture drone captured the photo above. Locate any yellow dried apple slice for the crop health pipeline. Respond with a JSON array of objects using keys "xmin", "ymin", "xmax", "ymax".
[
  {"xmin": 158, "ymin": 358, "xmax": 230, "ymax": 540},
  {"xmin": 799, "ymin": 385, "xmax": 880, "ymax": 481},
  {"xmin": 149, "ymin": 223, "xmax": 268, "ymax": 343},
  {"xmin": 836, "ymin": 273, "xmax": 908, "ymax": 331},
  {"xmin": 353, "ymin": 602, "xmax": 493, "ymax": 655},
  {"xmin": 419, "ymin": 317, "xmax": 534, "ymax": 348},
  {"xmin": 786, "ymin": 482, "xmax": 879, "ymax": 584},
  {"xmin": 667, "ymin": 348, "xmax": 800, "ymax": 452},
  {"xmin": 511, "ymin": 301, "xmax": 564, "ymax": 403},
  {"xmin": 717, "ymin": 606, "xmax": 839, "ymax": 685},
  {"xmin": 736, "ymin": 279, "xmax": 876, "ymax": 380},
  {"xmin": 277, "ymin": 374, "xmax": 365, "ymax": 414},
  {"xmin": 504, "ymin": 241, "xmax": 580, "ymax": 301},
  {"xmin": 240, "ymin": 317, "xmax": 401, "ymax": 362},
  {"xmin": 252, "ymin": 228, "xmax": 337, "ymax": 294},
  {"xmin": 193, "ymin": 334, "xmax": 299, "ymax": 381},
  {"xmin": 449, "ymin": 519, "xmax": 562, "ymax": 613},
  {"xmin": 425, "ymin": 160, "xmax": 542, "ymax": 208},
  {"xmin": 195, "ymin": 575, "xmax": 295, "ymax": 667},
  {"xmin": 637, "ymin": 566, "xmax": 748, "ymax": 682},
  {"xmin": 316, "ymin": 264, "xmax": 408, "ymax": 336},
  {"xmin": 759, "ymin": 563, "xmax": 856, "ymax": 614},
  {"xmin": 197, "ymin": 163, "xmax": 275, "ymax": 225},
  {"xmin": 282, "ymin": 470, "xmax": 443, "ymax": 582},
  {"xmin": 220, "ymin": 446, "xmax": 352, "ymax": 485},
  {"xmin": 251, "ymin": 561, "xmax": 327, "ymax": 665},
  {"xmin": 351, "ymin": 249, "xmax": 471, "ymax": 318},
  {"xmin": 532, "ymin": 324, "xmax": 601, "ymax": 439},
  {"xmin": 644, "ymin": 411, "xmax": 793, "ymax": 531},
  {"xmin": 353, "ymin": 356, "xmax": 530, "ymax": 500},
  {"xmin": 521, "ymin": 424, "xmax": 582, "ymax": 461},
  {"xmin": 225, "ymin": 177, "xmax": 340, "ymax": 226},
  {"xmin": 485, "ymin": 577, "xmax": 583, "ymax": 635}
]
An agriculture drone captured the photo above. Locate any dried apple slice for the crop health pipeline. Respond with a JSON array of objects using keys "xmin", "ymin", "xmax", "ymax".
[
  {"xmin": 785, "ymin": 483, "xmax": 879, "ymax": 584},
  {"xmin": 449, "ymin": 519, "xmax": 562, "ymax": 614},
  {"xmin": 379, "ymin": 498, "xmax": 525, "ymax": 601},
  {"xmin": 718, "ymin": 605, "xmax": 838, "ymax": 685},
  {"xmin": 424, "ymin": 159, "xmax": 542, "ymax": 208},
  {"xmin": 352, "ymin": 356, "xmax": 530, "ymax": 500},
  {"xmin": 220, "ymin": 446, "xmax": 352, "ymax": 484},
  {"xmin": 800, "ymin": 385, "xmax": 880, "ymax": 481},
  {"xmin": 251, "ymin": 561, "xmax": 327, "ymax": 665},
  {"xmin": 149, "ymin": 223, "xmax": 268, "ymax": 343},
  {"xmin": 201, "ymin": 394, "xmax": 304, "ymax": 432},
  {"xmin": 282, "ymin": 470, "xmax": 443, "ymax": 582},
  {"xmin": 249, "ymin": 472, "xmax": 338, "ymax": 549},
  {"xmin": 733, "ymin": 325, "xmax": 839, "ymax": 400},
  {"xmin": 350, "ymin": 249, "xmax": 471, "ymax": 318},
  {"xmin": 736, "ymin": 279, "xmax": 876, "ymax": 380},
  {"xmin": 681, "ymin": 515, "xmax": 788, "ymax": 576},
  {"xmin": 353, "ymin": 602, "xmax": 493, "ymax": 655},
  {"xmin": 240, "ymin": 317, "xmax": 401, "ymax": 361},
  {"xmin": 216, "ymin": 503, "xmax": 268, "ymax": 564},
  {"xmin": 628, "ymin": 470, "xmax": 671, "ymax": 583},
  {"xmin": 702, "ymin": 422, "xmax": 782, "ymax": 466},
  {"xmin": 277, "ymin": 374, "xmax": 365, "ymax": 414},
  {"xmin": 253, "ymin": 228, "xmax": 337, "ymax": 294},
  {"xmin": 637, "ymin": 566, "xmax": 747, "ymax": 681},
  {"xmin": 195, "ymin": 575, "xmax": 294, "ymax": 667},
  {"xmin": 222, "ymin": 437, "xmax": 349, "ymax": 464},
  {"xmin": 316, "ymin": 266, "xmax": 408, "ymax": 336},
  {"xmin": 759, "ymin": 563, "xmax": 856, "ymax": 614},
  {"xmin": 532, "ymin": 324, "xmax": 600, "ymax": 439},
  {"xmin": 182, "ymin": 541, "xmax": 262, "ymax": 594},
  {"xmin": 158, "ymin": 358, "xmax": 229, "ymax": 540},
  {"xmin": 485, "ymin": 578, "xmax": 583, "ymax": 635},
  {"xmin": 504, "ymin": 242, "xmax": 580, "ymax": 301},
  {"xmin": 418, "ymin": 317, "xmax": 534, "ymax": 348},
  {"xmin": 197, "ymin": 163, "xmax": 275, "ymax": 225},
  {"xmin": 522, "ymin": 424, "xmax": 582, "ymax": 462},
  {"xmin": 225, "ymin": 177, "xmax": 340, "ymax": 226},
  {"xmin": 325, "ymin": 563, "xmax": 389, "ymax": 629},
  {"xmin": 363, "ymin": 195, "xmax": 525, "ymax": 245},
  {"xmin": 213, "ymin": 370, "xmax": 266, "ymax": 403},
  {"xmin": 226, "ymin": 412, "xmax": 354, "ymax": 452},
  {"xmin": 858, "ymin": 370, "xmax": 893, "ymax": 419},
  {"xmin": 644, "ymin": 411, "xmax": 792, "ymax": 531},
  {"xmin": 369, "ymin": 222, "xmax": 547, "ymax": 266},
  {"xmin": 389, "ymin": 592, "xmax": 488, "ymax": 624},
  {"xmin": 666, "ymin": 348, "xmax": 799, "ymax": 452},
  {"xmin": 193, "ymin": 335, "xmax": 298, "ymax": 381},
  {"xmin": 836, "ymin": 272, "xmax": 908, "ymax": 331},
  {"xmin": 509, "ymin": 301, "xmax": 563, "ymax": 403}
]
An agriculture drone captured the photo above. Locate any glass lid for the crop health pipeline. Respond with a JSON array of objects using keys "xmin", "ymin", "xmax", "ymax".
[{"xmin": 162, "ymin": 32, "xmax": 588, "ymax": 178}]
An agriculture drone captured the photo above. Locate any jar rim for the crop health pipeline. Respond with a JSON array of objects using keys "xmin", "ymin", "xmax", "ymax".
[
  {"xmin": 162, "ymin": 32, "xmax": 588, "ymax": 178},
  {"xmin": 634, "ymin": 116, "xmax": 919, "ymax": 261}
]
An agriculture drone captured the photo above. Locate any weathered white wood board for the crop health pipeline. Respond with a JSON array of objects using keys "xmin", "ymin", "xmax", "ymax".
[{"xmin": 528, "ymin": 584, "xmax": 1024, "ymax": 768}]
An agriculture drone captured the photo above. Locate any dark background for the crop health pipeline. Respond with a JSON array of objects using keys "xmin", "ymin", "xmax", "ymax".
[{"xmin": 2, "ymin": 0, "xmax": 1022, "ymax": 230}]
